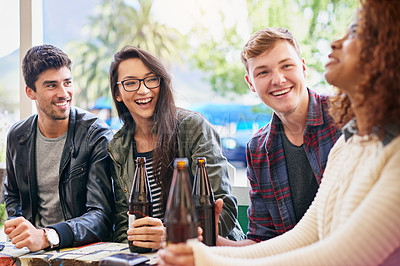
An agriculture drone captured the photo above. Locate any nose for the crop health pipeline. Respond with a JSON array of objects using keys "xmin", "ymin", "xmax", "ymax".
[
  {"xmin": 271, "ymin": 70, "xmax": 286, "ymax": 86},
  {"xmin": 57, "ymin": 84, "xmax": 70, "ymax": 98},
  {"xmin": 136, "ymin": 81, "xmax": 150, "ymax": 94},
  {"xmin": 330, "ymin": 38, "xmax": 342, "ymax": 50}
]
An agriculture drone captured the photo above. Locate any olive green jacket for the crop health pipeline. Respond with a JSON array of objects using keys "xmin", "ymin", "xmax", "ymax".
[{"xmin": 107, "ymin": 108, "xmax": 244, "ymax": 243}]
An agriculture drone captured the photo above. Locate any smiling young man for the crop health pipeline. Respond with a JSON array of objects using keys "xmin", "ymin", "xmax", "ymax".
[
  {"xmin": 4, "ymin": 44, "xmax": 114, "ymax": 252},
  {"xmin": 216, "ymin": 27, "xmax": 341, "ymax": 247}
]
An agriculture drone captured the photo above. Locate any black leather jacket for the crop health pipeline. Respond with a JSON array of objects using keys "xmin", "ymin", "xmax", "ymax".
[{"xmin": 4, "ymin": 107, "xmax": 114, "ymax": 248}]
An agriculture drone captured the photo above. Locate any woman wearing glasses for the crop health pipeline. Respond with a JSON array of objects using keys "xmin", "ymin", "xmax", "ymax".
[{"xmin": 107, "ymin": 46, "xmax": 244, "ymax": 250}]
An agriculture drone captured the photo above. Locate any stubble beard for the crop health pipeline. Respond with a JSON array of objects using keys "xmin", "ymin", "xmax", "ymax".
[{"xmin": 40, "ymin": 103, "xmax": 70, "ymax": 121}]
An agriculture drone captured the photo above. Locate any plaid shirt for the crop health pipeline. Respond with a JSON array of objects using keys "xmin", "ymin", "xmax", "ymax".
[{"xmin": 246, "ymin": 89, "xmax": 341, "ymax": 242}]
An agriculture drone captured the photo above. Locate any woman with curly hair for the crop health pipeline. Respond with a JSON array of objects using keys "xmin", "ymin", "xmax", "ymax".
[{"xmin": 157, "ymin": 0, "xmax": 400, "ymax": 265}]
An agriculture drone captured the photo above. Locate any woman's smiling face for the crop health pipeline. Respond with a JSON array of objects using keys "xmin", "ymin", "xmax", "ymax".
[
  {"xmin": 324, "ymin": 23, "xmax": 363, "ymax": 94},
  {"xmin": 115, "ymin": 58, "xmax": 160, "ymax": 124}
]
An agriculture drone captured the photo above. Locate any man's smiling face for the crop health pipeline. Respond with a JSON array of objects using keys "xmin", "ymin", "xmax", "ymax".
[
  {"xmin": 28, "ymin": 66, "xmax": 73, "ymax": 121},
  {"xmin": 245, "ymin": 40, "xmax": 308, "ymax": 116}
]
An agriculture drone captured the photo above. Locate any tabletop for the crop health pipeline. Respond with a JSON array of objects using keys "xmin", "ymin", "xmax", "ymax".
[{"xmin": 0, "ymin": 241, "xmax": 157, "ymax": 265}]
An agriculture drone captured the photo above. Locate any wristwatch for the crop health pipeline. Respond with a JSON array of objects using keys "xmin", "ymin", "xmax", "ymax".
[{"xmin": 43, "ymin": 228, "xmax": 60, "ymax": 249}]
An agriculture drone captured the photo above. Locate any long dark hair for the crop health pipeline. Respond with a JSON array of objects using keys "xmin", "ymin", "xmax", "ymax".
[{"xmin": 109, "ymin": 46, "xmax": 178, "ymax": 212}]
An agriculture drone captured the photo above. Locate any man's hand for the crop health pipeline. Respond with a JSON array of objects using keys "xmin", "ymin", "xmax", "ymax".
[
  {"xmin": 196, "ymin": 199, "xmax": 222, "ymax": 243},
  {"xmin": 214, "ymin": 199, "xmax": 257, "ymax": 246},
  {"xmin": 197, "ymin": 227, "xmax": 203, "ymax": 242},
  {"xmin": 214, "ymin": 198, "xmax": 224, "ymax": 237},
  {"xmin": 127, "ymin": 216, "xmax": 165, "ymax": 250},
  {"xmin": 157, "ymin": 243, "xmax": 195, "ymax": 266},
  {"xmin": 4, "ymin": 217, "xmax": 49, "ymax": 251}
]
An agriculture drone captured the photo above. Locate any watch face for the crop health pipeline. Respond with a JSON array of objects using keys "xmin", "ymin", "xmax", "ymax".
[{"xmin": 48, "ymin": 229, "xmax": 60, "ymax": 245}]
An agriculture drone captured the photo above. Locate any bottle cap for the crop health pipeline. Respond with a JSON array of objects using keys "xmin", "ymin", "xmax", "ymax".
[
  {"xmin": 174, "ymin": 158, "xmax": 188, "ymax": 168},
  {"xmin": 196, "ymin": 157, "xmax": 206, "ymax": 165},
  {"xmin": 136, "ymin": 157, "xmax": 146, "ymax": 164}
]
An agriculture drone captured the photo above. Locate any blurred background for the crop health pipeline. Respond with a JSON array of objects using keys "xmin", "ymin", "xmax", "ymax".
[
  {"xmin": 0, "ymin": 0, "xmax": 357, "ymax": 169},
  {"xmin": 0, "ymin": 0, "xmax": 358, "ymax": 232}
]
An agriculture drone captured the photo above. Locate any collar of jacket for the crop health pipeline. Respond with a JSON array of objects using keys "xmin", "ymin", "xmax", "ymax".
[
  {"xmin": 343, "ymin": 118, "xmax": 400, "ymax": 146},
  {"xmin": 108, "ymin": 108, "xmax": 189, "ymax": 165},
  {"xmin": 266, "ymin": 88, "xmax": 324, "ymax": 151},
  {"xmin": 107, "ymin": 122, "xmax": 133, "ymax": 166},
  {"xmin": 16, "ymin": 107, "xmax": 77, "ymax": 163}
]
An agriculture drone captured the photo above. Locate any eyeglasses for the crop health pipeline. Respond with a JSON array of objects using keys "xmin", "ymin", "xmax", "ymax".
[{"xmin": 116, "ymin": 76, "xmax": 160, "ymax": 92}]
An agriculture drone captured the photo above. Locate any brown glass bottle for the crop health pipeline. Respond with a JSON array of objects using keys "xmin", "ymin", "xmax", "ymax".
[
  {"xmin": 192, "ymin": 157, "xmax": 216, "ymax": 246},
  {"xmin": 164, "ymin": 158, "xmax": 198, "ymax": 244},
  {"xmin": 129, "ymin": 157, "xmax": 153, "ymax": 253}
]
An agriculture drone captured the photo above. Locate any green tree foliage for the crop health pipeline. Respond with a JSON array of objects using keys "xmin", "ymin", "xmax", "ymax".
[
  {"xmin": 66, "ymin": 0, "xmax": 184, "ymax": 109},
  {"xmin": 67, "ymin": 0, "xmax": 358, "ymax": 105},
  {"xmin": 189, "ymin": 0, "xmax": 358, "ymax": 96},
  {"xmin": 0, "ymin": 203, "xmax": 6, "ymax": 228},
  {"xmin": 190, "ymin": 23, "xmax": 249, "ymax": 96}
]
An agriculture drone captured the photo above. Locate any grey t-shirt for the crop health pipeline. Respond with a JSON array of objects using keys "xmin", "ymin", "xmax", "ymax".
[{"xmin": 35, "ymin": 125, "xmax": 66, "ymax": 227}]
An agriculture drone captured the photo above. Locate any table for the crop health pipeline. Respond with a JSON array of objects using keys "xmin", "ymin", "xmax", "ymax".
[{"xmin": 0, "ymin": 241, "xmax": 157, "ymax": 265}]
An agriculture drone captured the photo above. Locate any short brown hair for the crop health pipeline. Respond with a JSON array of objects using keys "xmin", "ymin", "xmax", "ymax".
[
  {"xmin": 22, "ymin": 44, "xmax": 71, "ymax": 92},
  {"xmin": 241, "ymin": 27, "xmax": 301, "ymax": 73}
]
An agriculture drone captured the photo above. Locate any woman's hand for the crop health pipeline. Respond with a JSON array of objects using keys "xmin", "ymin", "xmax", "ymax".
[
  {"xmin": 127, "ymin": 216, "xmax": 165, "ymax": 250},
  {"xmin": 157, "ymin": 243, "xmax": 195, "ymax": 266}
]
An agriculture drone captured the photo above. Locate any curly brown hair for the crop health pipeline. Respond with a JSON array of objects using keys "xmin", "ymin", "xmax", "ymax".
[{"xmin": 329, "ymin": 0, "xmax": 400, "ymax": 138}]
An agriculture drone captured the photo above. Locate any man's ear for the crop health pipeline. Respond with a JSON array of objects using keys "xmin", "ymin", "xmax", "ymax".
[
  {"xmin": 25, "ymin": 86, "xmax": 36, "ymax": 100},
  {"xmin": 245, "ymin": 74, "xmax": 256, "ymax": 93}
]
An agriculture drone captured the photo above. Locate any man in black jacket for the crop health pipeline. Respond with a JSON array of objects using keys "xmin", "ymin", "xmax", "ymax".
[{"xmin": 4, "ymin": 44, "xmax": 114, "ymax": 251}]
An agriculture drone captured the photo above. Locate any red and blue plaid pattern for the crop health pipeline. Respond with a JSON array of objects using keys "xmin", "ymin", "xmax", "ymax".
[{"xmin": 246, "ymin": 89, "xmax": 341, "ymax": 242}]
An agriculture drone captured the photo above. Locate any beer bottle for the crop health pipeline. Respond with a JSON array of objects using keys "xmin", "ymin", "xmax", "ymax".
[
  {"xmin": 128, "ymin": 157, "xmax": 153, "ymax": 253},
  {"xmin": 164, "ymin": 158, "xmax": 198, "ymax": 244},
  {"xmin": 192, "ymin": 157, "xmax": 216, "ymax": 246}
]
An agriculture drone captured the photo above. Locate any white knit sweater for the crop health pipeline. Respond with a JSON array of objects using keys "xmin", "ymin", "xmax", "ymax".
[{"xmin": 190, "ymin": 134, "xmax": 400, "ymax": 265}]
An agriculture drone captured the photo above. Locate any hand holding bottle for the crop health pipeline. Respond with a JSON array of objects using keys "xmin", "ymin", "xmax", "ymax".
[
  {"xmin": 214, "ymin": 198, "xmax": 224, "ymax": 245},
  {"xmin": 127, "ymin": 216, "xmax": 166, "ymax": 250},
  {"xmin": 195, "ymin": 198, "xmax": 223, "ymax": 239},
  {"xmin": 164, "ymin": 158, "xmax": 198, "ymax": 244},
  {"xmin": 157, "ymin": 243, "xmax": 195, "ymax": 266},
  {"xmin": 128, "ymin": 157, "xmax": 153, "ymax": 253},
  {"xmin": 214, "ymin": 198, "xmax": 223, "ymax": 235}
]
